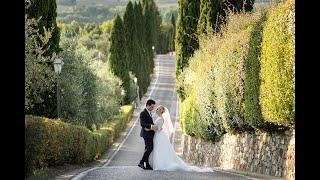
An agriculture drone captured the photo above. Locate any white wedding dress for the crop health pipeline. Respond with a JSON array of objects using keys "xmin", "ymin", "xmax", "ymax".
[{"xmin": 148, "ymin": 111, "xmax": 213, "ymax": 172}]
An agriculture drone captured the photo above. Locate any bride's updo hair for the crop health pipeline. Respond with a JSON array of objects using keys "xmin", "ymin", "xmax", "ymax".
[{"xmin": 157, "ymin": 105, "xmax": 165, "ymax": 114}]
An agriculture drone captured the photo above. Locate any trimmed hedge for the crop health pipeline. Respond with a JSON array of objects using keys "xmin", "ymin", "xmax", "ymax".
[
  {"xmin": 179, "ymin": 1, "xmax": 295, "ymax": 141},
  {"xmin": 180, "ymin": 36, "xmax": 226, "ymax": 141},
  {"xmin": 243, "ymin": 9, "xmax": 285, "ymax": 131},
  {"xmin": 25, "ymin": 105, "xmax": 133, "ymax": 177},
  {"xmin": 179, "ymin": 94, "xmax": 197, "ymax": 137},
  {"xmin": 259, "ymin": 0, "xmax": 295, "ymax": 127},
  {"xmin": 213, "ymin": 13, "xmax": 261, "ymax": 134}
]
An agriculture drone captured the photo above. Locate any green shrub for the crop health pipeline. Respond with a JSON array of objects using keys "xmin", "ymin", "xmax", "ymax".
[
  {"xmin": 210, "ymin": 12, "xmax": 262, "ymax": 134},
  {"xmin": 195, "ymin": 67, "xmax": 226, "ymax": 141},
  {"xmin": 25, "ymin": 105, "xmax": 133, "ymax": 177},
  {"xmin": 26, "ymin": 0, "xmax": 61, "ymax": 57},
  {"xmin": 180, "ymin": 37, "xmax": 226, "ymax": 141},
  {"xmin": 25, "ymin": 17, "xmax": 55, "ymax": 112},
  {"xmin": 243, "ymin": 10, "xmax": 285, "ymax": 131},
  {"xmin": 180, "ymin": 95, "xmax": 197, "ymax": 137},
  {"xmin": 259, "ymin": 0, "xmax": 295, "ymax": 127},
  {"xmin": 179, "ymin": 2, "xmax": 295, "ymax": 141}
]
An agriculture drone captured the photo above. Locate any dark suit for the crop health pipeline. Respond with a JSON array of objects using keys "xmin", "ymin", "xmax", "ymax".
[{"xmin": 139, "ymin": 108, "xmax": 155, "ymax": 165}]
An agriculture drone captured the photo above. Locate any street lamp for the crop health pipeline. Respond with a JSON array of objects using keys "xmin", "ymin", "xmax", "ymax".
[
  {"xmin": 54, "ymin": 58, "xmax": 63, "ymax": 119},
  {"xmin": 133, "ymin": 77, "xmax": 140, "ymax": 107}
]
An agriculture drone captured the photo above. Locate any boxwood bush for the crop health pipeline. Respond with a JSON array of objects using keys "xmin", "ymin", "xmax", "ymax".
[{"xmin": 25, "ymin": 105, "xmax": 133, "ymax": 177}]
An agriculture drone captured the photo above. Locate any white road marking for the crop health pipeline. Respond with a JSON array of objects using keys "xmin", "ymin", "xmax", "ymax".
[{"xmin": 72, "ymin": 56, "xmax": 161, "ymax": 180}]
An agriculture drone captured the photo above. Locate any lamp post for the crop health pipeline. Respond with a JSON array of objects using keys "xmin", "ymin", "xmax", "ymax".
[
  {"xmin": 54, "ymin": 58, "xmax": 63, "ymax": 119},
  {"xmin": 133, "ymin": 77, "xmax": 140, "ymax": 107}
]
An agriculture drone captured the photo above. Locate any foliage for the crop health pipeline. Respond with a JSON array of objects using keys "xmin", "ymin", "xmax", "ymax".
[
  {"xmin": 133, "ymin": 1, "xmax": 149, "ymax": 97},
  {"xmin": 26, "ymin": 0, "xmax": 61, "ymax": 57},
  {"xmin": 57, "ymin": 0, "xmax": 76, "ymax": 6},
  {"xmin": 243, "ymin": 9, "xmax": 284, "ymax": 131},
  {"xmin": 160, "ymin": 6, "xmax": 178, "ymax": 24},
  {"xmin": 222, "ymin": 0, "xmax": 255, "ymax": 13},
  {"xmin": 157, "ymin": 23, "xmax": 175, "ymax": 54},
  {"xmin": 123, "ymin": 1, "xmax": 139, "ymax": 75},
  {"xmin": 108, "ymin": 15, "xmax": 132, "ymax": 104},
  {"xmin": 25, "ymin": 105, "xmax": 133, "ymax": 177},
  {"xmin": 259, "ymin": 0, "xmax": 295, "ymax": 127},
  {"xmin": 175, "ymin": 0, "xmax": 200, "ymax": 77},
  {"xmin": 179, "ymin": 6, "xmax": 295, "ymax": 141},
  {"xmin": 179, "ymin": 34, "xmax": 226, "ymax": 140},
  {"xmin": 175, "ymin": 0, "xmax": 201, "ymax": 100},
  {"xmin": 57, "ymin": 4, "xmax": 117, "ymax": 24},
  {"xmin": 197, "ymin": 0, "xmax": 223, "ymax": 35},
  {"xmin": 143, "ymin": 0, "xmax": 162, "ymax": 76},
  {"xmin": 197, "ymin": 0, "xmax": 255, "ymax": 35},
  {"xmin": 176, "ymin": 0, "xmax": 255, "ymax": 100},
  {"xmin": 58, "ymin": 36, "xmax": 86, "ymax": 125},
  {"xmin": 107, "ymin": 0, "xmax": 161, "ymax": 104},
  {"xmin": 25, "ymin": 16, "xmax": 56, "ymax": 113}
]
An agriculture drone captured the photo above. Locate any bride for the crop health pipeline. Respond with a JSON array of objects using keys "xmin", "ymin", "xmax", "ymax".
[{"xmin": 146, "ymin": 105, "xmax": 213, "ymax": 172}]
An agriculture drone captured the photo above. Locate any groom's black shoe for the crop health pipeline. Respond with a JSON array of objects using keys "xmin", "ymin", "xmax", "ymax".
[
  {"xmin": 138, "ymin": 162, "xmax": 145, "ymax": 169},
  {"xmin": 145, "ymin": 163, "xmax": 153, "ymax": 170}
]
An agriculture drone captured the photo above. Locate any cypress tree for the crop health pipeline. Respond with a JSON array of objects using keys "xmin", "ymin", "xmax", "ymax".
[
  {"xmin": 143, "ymin": 0, "xmax": 154, "ymax": 76},
  {"xmin": 25, "ymin": 0, "xmax": 61, "ymax": 57},
  {"xmin": 223, "ymin": 0, "xmax": 255, "ymax": 13},
  {"xmin": 143, "ymin": 0, "xmax": 161, "ymax": 76},
  {"xmin": 170, "ymin": 14, "xmax": 176, "ymax": 51},
  {"xmin": 109, "ymin": 15, "xmax": 131, "ymax": 104},
  {"xmin": 197, "ymin": 0, "xmax": 224, "ymax": 35},
  {"xmin": 134, "ymin": 2, "xmax": 148, "ymax": 97},
  {"xmin": 175, "ymin": 0, "xmax": 201, "ymax": 76},
  {"xmin": 123, "ymin": 1, "xmax": 139, "ymax": 73},
  {"xmin": 197, "ymin": 0, "xmax": 255, "ymax": 35}
]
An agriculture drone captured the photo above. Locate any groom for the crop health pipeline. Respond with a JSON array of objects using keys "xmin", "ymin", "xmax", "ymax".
[{"xmin": 138, "ymin": 99, "xmax": 158, "ymax": 170}]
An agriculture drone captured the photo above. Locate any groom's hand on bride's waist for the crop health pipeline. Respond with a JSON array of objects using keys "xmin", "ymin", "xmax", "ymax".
[{"xmin": 151, "ymin": 125, "xmax": 158, "ymax": 131}]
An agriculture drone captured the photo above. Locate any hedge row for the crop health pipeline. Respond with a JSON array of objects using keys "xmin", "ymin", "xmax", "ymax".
[
  {"xmin": 259, "ymin": 0, "xmax": 295, "ymax": 127},
  {"xmin": 25, "ymin": 105, "xmax": 133, "ymax": 177},
  {"xmin": 179, "ymin": 0, "xmax": 295, "ymax": 141}
]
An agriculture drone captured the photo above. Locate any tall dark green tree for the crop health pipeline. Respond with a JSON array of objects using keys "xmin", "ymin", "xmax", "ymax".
[
  {"xmin": 223, "ymin": 0, "xmax": 255, "ymax": 13},
  {"xmin": 169, "ymin": 14, "xmax": 176, "ymax": 51},
  {"xmin": 197, "ymin": 0, "xmax": 223, "ymax": 34},
  {"xmin": 123, "ymin": 1, "xmax": 139, "ymax": 73},
  {"xmin": 108, "ymin": 15, "xmax": 131, "ymax": 104},
  {"xmin": 25, "ymin": 0, "xmax": 61, "ymax": 57},
  {"xmin": 25, "ymin": 0, "xmax": 61, "ymax": 118},
  {"xmin": 134, "ymin": 2, "xmax": 148, "ymax": 96},
  {"xmin": 197, "ymin": 0, "xmax": 255, "ymax": 35},
  {"xmin": 143, "ymin": 0, "xmax": 161, "ymax": 75},
  {"xmin": 175, "ymin": 0, "xmax": 201, "ymax": 99},
  {"xmin": 175, "ymin": 0, "xmax": 201, "ymax": 76}
]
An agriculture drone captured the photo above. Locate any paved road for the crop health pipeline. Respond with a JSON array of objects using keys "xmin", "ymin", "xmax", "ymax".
[{"xmin": 70, "ymin": 55, "xmax": 263, "ymax": 180}]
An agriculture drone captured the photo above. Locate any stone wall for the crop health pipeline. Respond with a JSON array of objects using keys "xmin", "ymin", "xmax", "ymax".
[{"xmin": 180, "ymin": 130, "xmax": 295, "ymax": 179}]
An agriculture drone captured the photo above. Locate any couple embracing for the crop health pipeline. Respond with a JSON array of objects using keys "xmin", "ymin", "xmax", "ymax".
[{"xmin": 138, "ymin": 99, "xmax": 213, "ymax": 172}]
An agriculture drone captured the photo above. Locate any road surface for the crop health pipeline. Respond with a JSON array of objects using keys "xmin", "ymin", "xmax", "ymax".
[{"xmin": 69, "ymin": 55, "xmax": 269, "ymax": 180}]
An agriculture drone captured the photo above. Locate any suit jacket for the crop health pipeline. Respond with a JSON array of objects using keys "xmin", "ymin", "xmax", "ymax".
[{"xmin": 140, "ymin": 108, "xmax": 155, "ymax": 138}]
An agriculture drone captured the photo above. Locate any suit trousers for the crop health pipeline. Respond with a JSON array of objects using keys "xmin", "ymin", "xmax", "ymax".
[{"xmin": 141, "ymin": 136, "xmax": 153, "ymax": 165}]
